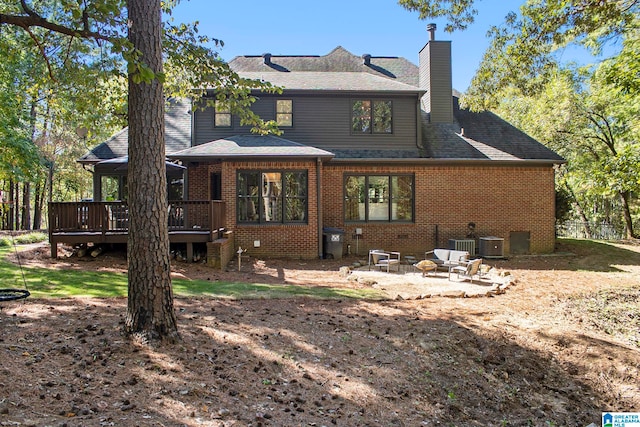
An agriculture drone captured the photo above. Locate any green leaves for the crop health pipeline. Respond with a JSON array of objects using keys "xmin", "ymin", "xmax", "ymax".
[{"xmin": 397, "ymin": 0, "xmax": 478, "ymax": 32}]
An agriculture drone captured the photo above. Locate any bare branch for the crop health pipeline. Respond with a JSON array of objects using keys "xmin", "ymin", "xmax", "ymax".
[
  {"xmin": 0, "ymin": 12, "xmax": 111, "ymax": 42},
  {"xmin": 584, "ymin": 110, "xmax": 617, "ymax": 155},
  {"xmin": 24, "ymin": 26, "xmax": 56, "ymax": 81}
]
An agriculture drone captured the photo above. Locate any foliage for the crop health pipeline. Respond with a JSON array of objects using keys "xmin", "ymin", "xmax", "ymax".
[
  {"xmin": 555, "ymin": 186, "xmax": 573, "ymax": 224},
  {"xmin": 1, "ymin": 0, "xmax": 292, "ymax": 340},
  {"xmin": 600, "ymin": 25, "xmax": 640, "ymax": 94},
  {"xmin": 462, "ymin": 0, "xmax": 639, "ymax": 111},
  {"xmin": 490, "ymin": 65, "xmax": 639, "ymax": 237},
  {"xmin": 397, "ymin": 0, "xmax": 478, "ymax": 32}
]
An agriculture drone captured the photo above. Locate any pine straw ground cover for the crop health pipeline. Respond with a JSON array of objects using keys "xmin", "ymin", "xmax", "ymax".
[{"xmin": 0, "ymin": 238, "xmax": 639, "ymax": 427}]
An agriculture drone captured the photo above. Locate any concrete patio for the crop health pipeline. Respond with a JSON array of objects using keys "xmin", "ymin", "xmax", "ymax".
[{"xmin": 348, "ymin": 267, "xmax": 514, "ymax": 299}]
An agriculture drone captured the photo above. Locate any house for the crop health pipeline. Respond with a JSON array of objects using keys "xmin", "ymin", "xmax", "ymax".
[{"xmin": 54, "ymin": 26, "xmax": 564, "ymax": 261}]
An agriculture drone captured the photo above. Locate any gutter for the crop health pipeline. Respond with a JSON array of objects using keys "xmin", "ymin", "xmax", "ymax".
[
  {"xmin": 326, "ymin": 158, "xmax": 566, "ymax": 166},
  {"xmin": 316, "ymin": 157, "xmax": 323, "ymax": 259}
]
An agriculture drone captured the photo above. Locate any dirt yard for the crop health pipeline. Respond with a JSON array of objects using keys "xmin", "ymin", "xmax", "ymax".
[{"xmin": 1, "ymin": 239, "xmax": 639, "ymax": 426}]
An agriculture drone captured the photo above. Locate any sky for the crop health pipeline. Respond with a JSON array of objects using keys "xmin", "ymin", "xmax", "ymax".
[{"xmin": 168, "ymin": 0, "xmax": 521, "ymax": 92}]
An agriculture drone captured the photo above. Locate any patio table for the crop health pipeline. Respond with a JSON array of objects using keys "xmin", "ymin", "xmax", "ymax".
[{"xmin": 414, "ymin": 259, "xmax": 438, "ymax": 277}]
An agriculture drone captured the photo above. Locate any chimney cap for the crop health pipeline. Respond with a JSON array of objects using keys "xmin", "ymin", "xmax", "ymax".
[
  {"xmin": 262, "ymin": 53, "xmax": 272, "ymax": 65},
  {"xmin": 362, "ymin": 53, "xmax": 371, "ymax": 66},
  {"xmin": 427, "ymin": 23, "xmax": 437, "ymax": 41}
]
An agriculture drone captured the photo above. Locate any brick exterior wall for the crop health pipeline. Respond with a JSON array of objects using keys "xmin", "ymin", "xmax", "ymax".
[
  {"xmin": 187, "ymin": 160, "xmax": 320, "ymax": 259},
  {"xmin": 187, "ymin": 161, "xmax": 557, "ymax": 260},
  {"xmin": 322, "ymin": 164, "xmax": 557, "ymax": 258}
]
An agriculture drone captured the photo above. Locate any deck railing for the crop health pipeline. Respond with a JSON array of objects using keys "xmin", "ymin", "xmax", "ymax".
[{"xmin": 48, "ymin": 200, "xmax": 225, "ymax": 235}]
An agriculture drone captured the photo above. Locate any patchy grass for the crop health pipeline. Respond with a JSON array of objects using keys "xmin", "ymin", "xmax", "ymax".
[
  {"xmin": 172, "ymin": 279, "xmax": 385, "ymax": 300},
  {"xmin": 0, "ymin": 245, "xmax": 384, "ymax": 300},
  {"xmin": 563, "ymin": 285, "xmax": 640, "ymax": 348}
]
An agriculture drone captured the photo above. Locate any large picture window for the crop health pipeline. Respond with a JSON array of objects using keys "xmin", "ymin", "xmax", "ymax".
[
  {"xmin": 345, "ymin": 174, "xmax": 413, "ymax": 222},
  {"xmin": 351, "ymin": 100, "xmax": 392, "ymax": 134},
  {"xmin": 237, "ymin": 170, "xmax": 308, "ymax": 224}
]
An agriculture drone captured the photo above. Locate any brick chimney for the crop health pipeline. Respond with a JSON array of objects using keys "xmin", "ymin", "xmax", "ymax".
[{"xmin": 419, "ymin": 23, "xmax": 453, "ymax": 123}]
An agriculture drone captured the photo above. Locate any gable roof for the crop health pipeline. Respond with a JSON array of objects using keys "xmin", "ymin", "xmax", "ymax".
[
  {"xmin": 78, "ymin": 98, "xmax": 192, "ymax": 164},
  {"xmin": 168, "ymin": 135, "xmax": 334, "ymax": 161},
  {"xmin": 82, "ymin": 47, "xmax": 564, "ymax": 166},
  {"xmin": 229, "ymin": 46, "xmax": 419, "ymax": 86},
  {"xmin": 238, "ymin": 71, "xmax": 421, "ymax": 93}
]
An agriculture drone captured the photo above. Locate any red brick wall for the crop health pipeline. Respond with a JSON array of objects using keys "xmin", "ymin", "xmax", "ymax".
[
  {"xmin": 322, "ymin": 164, "xmax": 557, "ymax": 258},
  {"xmin": 187, "ymin": 161, "xmax": 557, "ymax": 259},
  {"xmin": 187, "ymin": 160, "xmax": 319, "ymax": 259}
]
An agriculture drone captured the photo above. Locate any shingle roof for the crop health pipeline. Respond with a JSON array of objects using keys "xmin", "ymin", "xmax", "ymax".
[
  {"xmin": 82, "ymin": 48, "xmax": 564, "ymax": 165},
  {"xmin": 330, "ymin": 149, "xmax": 422, "ymax": 159},
  {"xmin": 231, "ymin": 46, "xmax": 563, "ymax": 163},
  {"xmin": 238, "ymin": 71, "xmax": 421, "ymax": 92},
  {"xmin": 420, "ymin": 98, "xmax": 566, "ymax": 162},
  {"xmin": 167, "ymin": 135, "xmax": 334, "ymax": 161},
  {"xmin": 78, "ymin": 98, "xmax": 192, "ymax": 163},
  {"xmin": 230, "ymin": 46, "xmax": 419, "ymax": 86}
]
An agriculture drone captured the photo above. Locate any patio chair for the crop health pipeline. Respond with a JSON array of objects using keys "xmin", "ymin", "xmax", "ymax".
[
  {"xmin": 368, "ymin": 249, "xmax": 401, "ymax": 273},
  {"xmin": 449, "ymin": 258, "xmax": 483, "ymax": 283}
]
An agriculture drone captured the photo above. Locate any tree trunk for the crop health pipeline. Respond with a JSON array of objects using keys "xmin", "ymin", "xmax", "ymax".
[
  {"xmin": 619, "ymin": 190, "xmax": 636, "ymax": 239},
  {"xmin": 0, "ymin": 182, "xmax": 7, "ymax": 229},
  {"xmin": 21, "ymin": 182, "xmax": 31, "ymax": 230},
  {"xmin": 33, "ymin": 177, "xmax": 44, "ymax": 230},
  {"xmin": 124, "ymin": 0, "xmax": 178, "ymax": 342},
  {"xmin": 565, "ymin": 183, "xmax": 592, "ymax": 238},
  {"xmin": 12, "ymin": 182, "xmax": 19, "ymax": 231}
]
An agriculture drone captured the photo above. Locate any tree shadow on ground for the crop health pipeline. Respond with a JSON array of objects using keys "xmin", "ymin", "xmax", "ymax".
[{"xmin": 2, "ymin": 297, "xmax": 634, "ymax": 426}]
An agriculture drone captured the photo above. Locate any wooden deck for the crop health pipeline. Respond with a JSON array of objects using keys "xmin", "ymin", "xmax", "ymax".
[{"xmin": 48, "ymin": 200, "xmax": 225, "ymax": 260}]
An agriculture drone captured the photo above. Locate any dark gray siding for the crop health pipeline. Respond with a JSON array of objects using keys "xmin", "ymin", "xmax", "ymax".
[
  {"xmin": 193, "ymin": 94, "xmax": 418, "ymax": 151},
  {"xmin": 419, "ymin": 41, "xmax": 453, "ymax": 124}
]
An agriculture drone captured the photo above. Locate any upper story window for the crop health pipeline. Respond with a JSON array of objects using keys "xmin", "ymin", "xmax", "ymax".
[
  {"xmin": 214, "ymin": 100, "xmax": 231, "ymax": 127},
  {"xmin": 344, "ymin": 174, "xmax": 413, "ymax": 222},
  {"xmin": 351, "ymin": 100, "xmax": 392, "ymax": 134},
  {"xmin": 237, "ymin": 170, "xmax": 308, "ymax": 224},
  {"xmin": 276, "ymin": 99, "xmax": 293, "ymax": 127}
]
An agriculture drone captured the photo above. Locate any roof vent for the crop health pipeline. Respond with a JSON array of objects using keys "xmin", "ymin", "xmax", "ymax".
[
  {"xmin": 427, "ymin": 23, "xmax": 437, "ymax": 41},
  {"xmin": 362, "ymin": 53, "xmax": 371, "ymax": 66},
  {"xmin": 262, "ymin": 53, "xmax": 272, "ymax": 65}
]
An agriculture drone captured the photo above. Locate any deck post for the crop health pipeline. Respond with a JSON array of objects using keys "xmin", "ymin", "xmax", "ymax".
[{"xmin": 186, "ymin": 243, "xmax": 193, "ymax": 263}]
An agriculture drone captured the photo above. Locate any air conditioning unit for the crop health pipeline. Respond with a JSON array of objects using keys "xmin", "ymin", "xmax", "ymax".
[
  {"xmin": 479, "ymin": 237, "xmax": 504, "ymax": 258},
  {"xmin": 448, "ymin": 239, "xmax": 476, "ymax": 255}
]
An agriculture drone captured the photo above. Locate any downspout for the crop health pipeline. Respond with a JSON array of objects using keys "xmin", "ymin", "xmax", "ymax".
[
  {"xmin": 416, "ymin": 96, "xmax": 422, "ymax": 148},
  {"xmin": 317, "ymin": 157, "xmax": 323, "ymax": 259},
  {"xmin": 187, "ymin": 99, "xmax": 195, "ymax": 202},
  {"xmin": 184, "ymin": 163, "xmax": 190, "ymax": 202}
]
